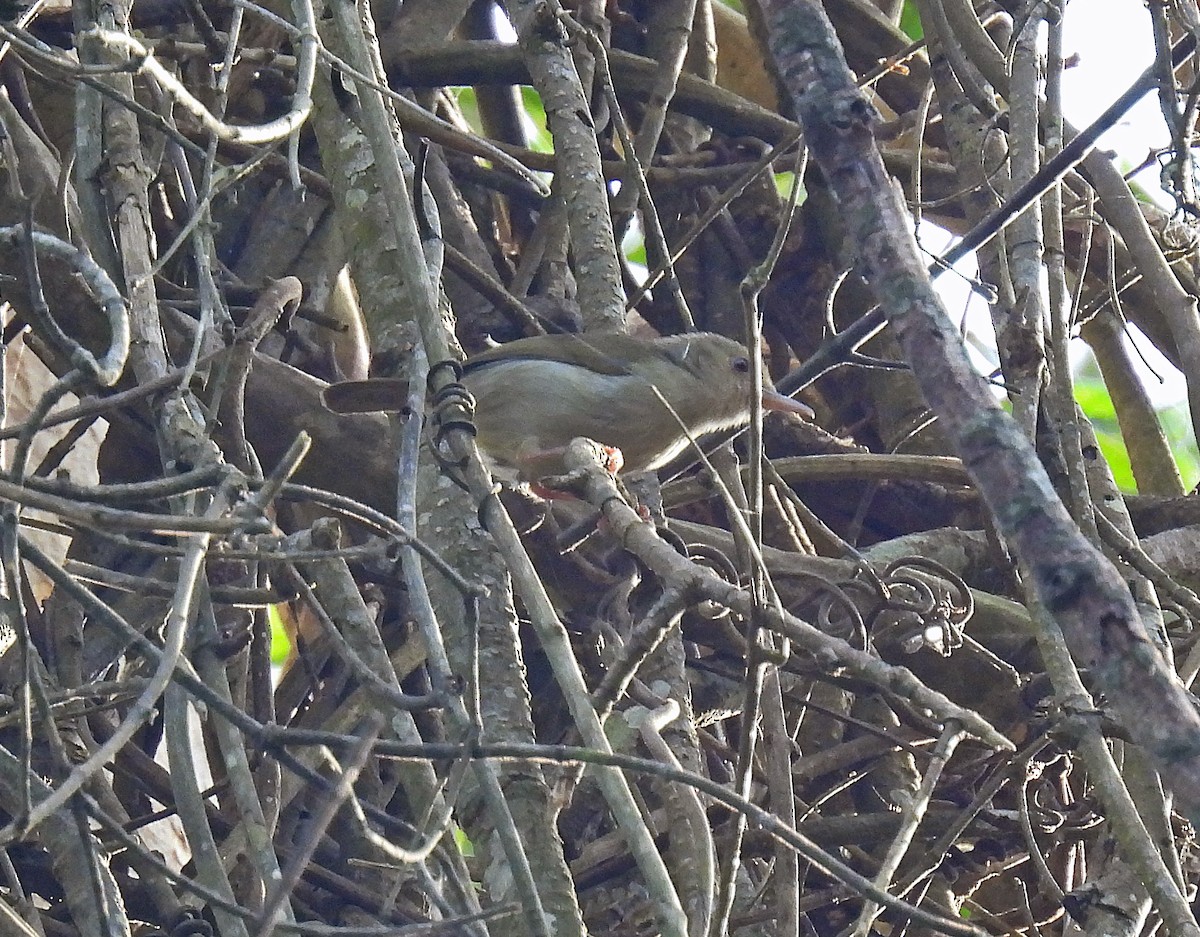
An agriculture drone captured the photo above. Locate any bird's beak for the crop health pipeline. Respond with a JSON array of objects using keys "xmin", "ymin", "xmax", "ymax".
[{"xmin": 762, "ymin": 388, "xmax": 815, "ymax": 420}]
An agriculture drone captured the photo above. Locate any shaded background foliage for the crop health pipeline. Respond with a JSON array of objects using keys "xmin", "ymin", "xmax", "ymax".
[{"xmin": 0, "ymin": 0, "xmax": 1196, "ymax": 935}]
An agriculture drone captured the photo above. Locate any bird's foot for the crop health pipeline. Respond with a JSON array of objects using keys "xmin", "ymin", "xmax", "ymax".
[
  {"xmin": 533, "ymin": 441, "xmax": 625, "ymax": 500},
  {"xmin": 597, "ymin": 444, "xmax": 624, "ymax": 475}
]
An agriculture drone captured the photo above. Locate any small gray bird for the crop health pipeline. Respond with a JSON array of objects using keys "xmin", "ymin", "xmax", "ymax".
[{"xmin": 323, "ymin": 331, "xmax": 813, "ymax": 482}]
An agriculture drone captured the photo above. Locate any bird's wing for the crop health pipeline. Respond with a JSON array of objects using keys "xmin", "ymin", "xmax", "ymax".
[{"xmin": 463, "ymin": 334, "xmax": 655, "ymax": 378}]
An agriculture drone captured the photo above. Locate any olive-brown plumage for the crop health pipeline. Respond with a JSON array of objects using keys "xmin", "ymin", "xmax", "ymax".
[
  {"xmin": 460, "ymin": 332, "xmax": 812, "ymax": 479},
  {"xmin": 322, "ymin": 331, "xmax": 813, "ymax": 482}
]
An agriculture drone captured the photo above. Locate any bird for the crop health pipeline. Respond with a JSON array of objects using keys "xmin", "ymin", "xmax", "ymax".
[{"xmin": 322, "ymin": 331, "xmax": 814, "ymax": 484}]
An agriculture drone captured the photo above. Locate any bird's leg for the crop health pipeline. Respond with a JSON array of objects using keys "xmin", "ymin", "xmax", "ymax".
[
  {"xmin": 530, "ymin": 482, "xmax": 587, "ymax": 501},
  {"xmin": 522, "ymin": 440, "xmax": 625, "ymax": 500},
  {"xmin": 540, "ymin": 440, "xmax": 654, "ymax": 524}
]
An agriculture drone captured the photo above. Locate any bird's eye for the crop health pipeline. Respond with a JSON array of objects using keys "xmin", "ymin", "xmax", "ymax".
[{"xmin": 731, "ymin": 356, "xmax": 750, "ymax": 373}]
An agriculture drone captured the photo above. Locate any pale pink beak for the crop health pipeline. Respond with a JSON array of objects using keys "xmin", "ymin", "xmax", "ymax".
[{"xmin": 763, "ymin": 388, "xmax": 815, "ymax": 420}]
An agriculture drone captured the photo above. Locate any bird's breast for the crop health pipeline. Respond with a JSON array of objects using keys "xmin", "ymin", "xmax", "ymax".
[{"xmin": 463, "ymin": 358, "xmax": 749, "ymax": 474}]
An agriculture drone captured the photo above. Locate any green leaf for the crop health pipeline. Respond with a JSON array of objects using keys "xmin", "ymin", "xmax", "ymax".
[
  {"xmin": 453, "ymin": 824, "xmax": 475, "ymax": 857},
  {"xmin": 773, "ymin": 171, "xmax": 808, "ymax": 202},
  {"xmin": 1074, "ymin": 379, "xmax": 1117, "ymax": 421},
  {"xmin": 520, "ymin": 87, "xmax": 555, "ymax": 154},
  {"xmin": 899, "ymin": 1, "xmax": 923, "ymax": 40},
  {"xmin": 268, "ymin": 604, "xmax": 292, "ymax": 665},
  {"xmin": 1072, "ymin": 361, "xmax": 1200, "ymax": 493},
  {"xmin": 1160, "ymin": 403, "xmax": 1200, "ymax": 490},
  {"xmin": 1075, "ymin": 364, "xmax": 1134, "ymax": 490},
  {"xmin": 1093, "ymin": 425, "xmax": 1136, "ymax": 492},
  {"xmin": 453, "ymin": 87, "xmax": 482, "ymax": 135}
]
